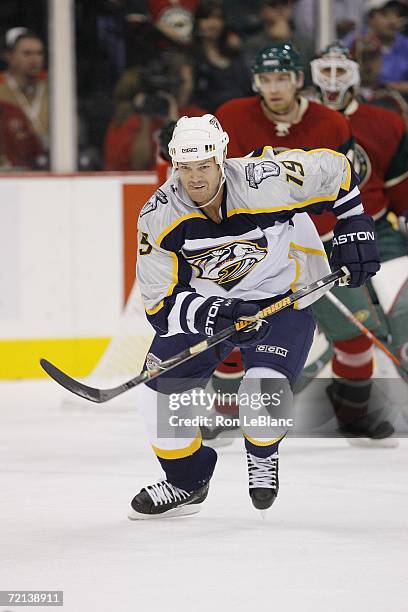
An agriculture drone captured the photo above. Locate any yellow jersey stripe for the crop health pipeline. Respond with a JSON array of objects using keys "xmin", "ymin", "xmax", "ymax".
[
  {"xmin": 341, "ymin": 158, "xmax": 352, "ymax": 191},
  {"xmin": 250, "ymin": 145, "xmax": 347, "ymax": 161},
  {"xmin": 227, "ymin": 192, "xmax": 338, "ymax": 218},
  {"xmin": 288, "ymin": 252, "xmax": 301, "ymax": 309},
  {"xmin": 274, "ymin": 147, "xmax": 346, "ymax": 158},
  {"xmin": 152, "ymin": 431, "xmax": 202, "ymax": 459},
  {"xmin": 244, "ymin": 432, "xmax": 286, "ymax": 447},
  {"xmin": 289, "ymin": 241, "xmax": 328, "ymax": 258},
  {"xmin": 248, "ymin": 145, "xmax": 275, "ymax": 159}
]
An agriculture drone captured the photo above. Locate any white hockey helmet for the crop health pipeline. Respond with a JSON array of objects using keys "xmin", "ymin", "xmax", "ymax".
[
  {"xmin": 168, "ymin": 114, "xmax": 229, "ymax": 170},
  {"xmin": 311, "ymin": 42, "xmax": 360, "ymax": 110}
]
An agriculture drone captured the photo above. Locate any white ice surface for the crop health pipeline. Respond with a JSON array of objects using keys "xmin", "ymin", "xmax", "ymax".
[{"xmin": 1, "ymin": 381, "xmax": 407, "ymax": 612}]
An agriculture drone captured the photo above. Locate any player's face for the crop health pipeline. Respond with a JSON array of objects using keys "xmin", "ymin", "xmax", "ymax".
[
  {"xmin": 177, "ymin": 158, "xmax": 222, "ymax": 205},
  {"xmin": 197, "ymin": 10, "xmax": 225, "ymax": 40},
  {"xmin": 256, "ymin": 71, "xmax": 300, "ymax": 113},
  {"xmin": 9, "ymin": 38, "xmax": 44, "ymax": 78},
  {"xmin": 369, "ymin": 9, "xmax": 401, "ymax": 37}
]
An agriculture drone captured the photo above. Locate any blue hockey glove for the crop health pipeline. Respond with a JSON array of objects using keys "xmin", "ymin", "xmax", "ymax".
[
  {"xmin": 194, "ymin": 296, "xmax": 268, "ymax": 347},
  {"xmin": 330, "ymin": 213, "xmax": 380, "ymax": 288}
]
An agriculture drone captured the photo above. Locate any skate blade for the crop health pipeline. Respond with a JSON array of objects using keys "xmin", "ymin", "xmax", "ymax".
[
  {"xmin": 347, "ymin": 437, "xmax": 399, "ymax": 449},
  {"xmin": 259, "ymin": 510, "xmax": 268, "ymax": 520},
  {"xmin": 128, "ymin": 504, "xmax": 202, "ymax": 520}
]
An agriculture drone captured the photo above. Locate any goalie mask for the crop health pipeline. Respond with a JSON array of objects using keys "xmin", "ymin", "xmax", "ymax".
[
  {"xmin": 168, "ymin": 114, "xmax": 229, "ymax": 172},
  {"xmin": 311, "ymin": 42, "xmax": 360, "ymax": 110}
]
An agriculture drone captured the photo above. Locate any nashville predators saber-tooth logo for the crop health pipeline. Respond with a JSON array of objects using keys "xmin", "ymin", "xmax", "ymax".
[
  {"xmin": 245, "ymin": 160, "xmax": 280, "ymax": 189},
  {"xmin": 184, "ymin": 239, "xmax": 268, "ymax": 290}
]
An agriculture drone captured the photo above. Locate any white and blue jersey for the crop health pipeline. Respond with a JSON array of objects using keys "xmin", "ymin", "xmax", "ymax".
[{"xmin": 137, "ymin": 146, "xmax": 362, "ymax": 338}]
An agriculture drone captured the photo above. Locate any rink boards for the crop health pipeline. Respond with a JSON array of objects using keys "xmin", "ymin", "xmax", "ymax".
[{"xmin": 0, "ymin": 173, "xmax": 156, "ymax": 379}]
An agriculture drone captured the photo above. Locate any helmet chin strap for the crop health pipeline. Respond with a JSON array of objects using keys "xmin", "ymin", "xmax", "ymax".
[{"xmin": 195, "ymin": 174, "xmax": 225, "ymax": 209}]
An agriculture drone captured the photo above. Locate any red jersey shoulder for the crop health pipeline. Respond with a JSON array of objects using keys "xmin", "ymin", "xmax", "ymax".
[
  {"xmin": 303, "ymin": 101, "xmax": 351, "ymax": 135},
  {"xmin": 351, "ymin": 103, "xmax": 405, "ymax": 141},
  {"xmin": 216, "ymin": 96, "xmax": 259, "ymax": 119}
]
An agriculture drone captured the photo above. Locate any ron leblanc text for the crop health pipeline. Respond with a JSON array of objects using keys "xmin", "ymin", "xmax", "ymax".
[{"xmin": 169, "ymin": 415, "xmax": 294, "ymax": 427}]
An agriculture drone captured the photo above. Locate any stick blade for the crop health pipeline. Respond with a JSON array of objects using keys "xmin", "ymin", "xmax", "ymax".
[{"xmin": 40, "ymin": 358, "xmax": 105, "ymax": 403}]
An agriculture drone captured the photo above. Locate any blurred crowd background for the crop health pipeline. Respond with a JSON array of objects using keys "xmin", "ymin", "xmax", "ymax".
[{"xmin": 0, "ymin": 0, "xmax": 408, "ymax": 172}]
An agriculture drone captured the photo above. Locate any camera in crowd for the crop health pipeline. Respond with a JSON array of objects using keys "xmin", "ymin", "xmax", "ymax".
[{"xmin": 133, "ymin": 58, "xmax": 182, "ymax": 117}]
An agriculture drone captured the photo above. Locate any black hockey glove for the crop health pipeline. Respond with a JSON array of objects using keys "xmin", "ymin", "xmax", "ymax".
[
  {"xmin": 194, "ymin": 296, "xmax": 268, "ymax": 347},
  {"xmin": 330, "ymin": 213, "xmax": 380, "ymax": 288}
]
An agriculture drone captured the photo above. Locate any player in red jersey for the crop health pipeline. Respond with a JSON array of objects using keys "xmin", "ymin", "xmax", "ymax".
[
  {"xmin": 216, "ymin": 43, "xmax": 353, "ymax": 159},
  {"xmin": 309, "ymin": 43, "xmax": 408, "ymax": 445}
]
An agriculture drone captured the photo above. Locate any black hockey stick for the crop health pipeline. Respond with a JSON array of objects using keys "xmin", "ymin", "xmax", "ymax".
[{"xmin": 40, "ymin": 266, "xmax": 349, "ymax": 403}]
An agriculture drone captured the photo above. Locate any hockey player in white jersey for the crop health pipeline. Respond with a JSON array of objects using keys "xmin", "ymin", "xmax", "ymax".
[{"xmin": 129, "ymin": 114, "xmax": 380, "ymax": 519}]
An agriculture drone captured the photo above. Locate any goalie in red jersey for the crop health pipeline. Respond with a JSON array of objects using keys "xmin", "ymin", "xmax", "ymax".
[{"xmin": 307, "ymin": 42, "xmax": 408, "ymax": 445}]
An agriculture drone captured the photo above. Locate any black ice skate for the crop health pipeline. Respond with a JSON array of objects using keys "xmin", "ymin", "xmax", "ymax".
[
  {"xmin": 128, "ymin": 479, "xmax": 209, "ymax": 520},
  {"xmin": 327, "ymin": 382, "xmax": 398, "ymax": 448},
  {"xmin": 247, "ymin": 451, "xmax": 279, "ymax": 512},
  {"xmin": 338, "ymin": 417, "xmax": 397, "ymax": 448}
]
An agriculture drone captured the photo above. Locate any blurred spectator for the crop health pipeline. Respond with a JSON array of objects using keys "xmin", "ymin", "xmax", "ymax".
[
  {"xmin": 104, "ymin": 53, "xmax": 205, "ymax": 170},
  {"xmin": 76, "ymin": 1, "xmax": 150, "ymax": 91},
  {"xmin": 395, "ymin": 0, "xmax": 408, "ymax": 36},
  {"xmin": 352, "ymin": 32, "xmax": 408, "ymax": 126},
  {"xmin": 335, "ymin": 0, "xmax": 366, "ymax": 41},
  {"xmin": 292, "ymin": 0, "xmax": 366, "ymax": 43},
  {"xmin": 95, "ymin": 1, "xmax": 130, "ymax": 84},
  {"xmin": 222, "ymin": 0, "xmax": 262, "ymax": 38},
  {"xmin": 75, "ymin": 1, "xmax": 148, "ymax": 164},
  {"xmin": 362, "ymin": 0, "xmax": 408, "ymax": 96},
  {"xmin": 0, "ymin": 2, "xmax": 47, "ymax": 53},
  {"xmin": 120, "ymin": 0, "xmax": 201, "ymax": 70},
  {"xmin": 191, "ymin": 0, "xmax": 252, "ymax": 113},
  {"xmin": 0, "ymin": 28, "xmax": 49, "ymax": 154},
  {"xmin": 76, "ymin": 1, "xmax": 199, "ymax": 167},
  {"xmin": 126, "ymin": 1, "xmax": 201, "ymax": 94},
  {"xmin": 243, "ymin": 0, "xmax": 315, "ymax": 85},
  {"xmin": 94, "ymin": 1, "xmax": 152, "ymax": 78},
  {"xmin": 147, "ymin": 0, "xmax": 199, "ymax": 48},
  {"xmin": 335, "ymin": 0, "xmax": 371, "ymax": 42},
  {"xmin": 0, "ymin": 100, "xmax": 44, "ymax": 170}
]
